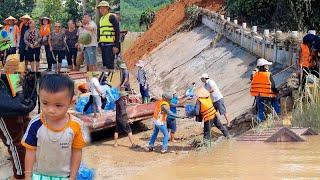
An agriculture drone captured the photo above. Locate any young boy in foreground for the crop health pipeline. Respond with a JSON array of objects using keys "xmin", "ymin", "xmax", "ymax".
[{"xmin": 22, "ymin": 74, "xmax": 88, "ymax": 179}]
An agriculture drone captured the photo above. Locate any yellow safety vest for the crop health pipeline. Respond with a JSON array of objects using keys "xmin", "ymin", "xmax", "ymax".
[
  {"xmin": 99, "ymin": 13, "xmax": 115, "ymax": 43},
  {"xmin": 198, "ymin": 97, "xmax": 217, "ymax": 122}
]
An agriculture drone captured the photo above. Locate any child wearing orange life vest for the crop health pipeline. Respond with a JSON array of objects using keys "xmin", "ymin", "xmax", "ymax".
[{"xmin": 148, "ymin": 91, "xmax": 185, "ymax": 154}]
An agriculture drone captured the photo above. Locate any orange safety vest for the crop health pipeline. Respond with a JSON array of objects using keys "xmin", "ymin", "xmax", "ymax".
[
  {"xmin": 250, "ymin": 71, "xmax": 276, "ymax": 98},
  {"xmin": 40, "ymin": 25, "xmax": 51, "ymax": 37},
  {"xmin": 298, "ymin": 43, "xmax": 314, "ymax": 68},
  {"xmin": 198, "ymin": 97, "xmax": 217, "ymax": 122},
  {"xmin": 4, "ymin": 25, "xmax": 19, "ymax": 46},
  {"xmin": 153, "ymin": 99, "xmax": 170, "ymax": 122}
]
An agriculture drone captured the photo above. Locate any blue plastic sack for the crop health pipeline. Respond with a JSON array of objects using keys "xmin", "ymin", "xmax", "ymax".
[
  {"xmin": 185, "ymin": 88, "xmax": 194, "ymax": 98},
  {"xmin": 75, "ymin": 96, "xmax": 93, "ymax": 114},
  {"xmin": 75, "ymin": 87, "xmax": 120, "ymax": 113},
  {"xmin": 185, "ymin": 104, "xmax": 195, "ymax": 117},
  {"xmin": 77, "ymin": 164, "xmax": 94, "ymax": 180},
  {"xmin": 102, "ymin": 87, "xmax": 120, "ymax": 110}
]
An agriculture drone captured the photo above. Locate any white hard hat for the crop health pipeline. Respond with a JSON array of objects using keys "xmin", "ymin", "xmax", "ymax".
[
  {"xmin": 257, "ymin": 58, "xmax": 272, "ymax": 67},
  {"xmin": 200, "ymin": 73, "xmax": 209, "ymax": 79}
]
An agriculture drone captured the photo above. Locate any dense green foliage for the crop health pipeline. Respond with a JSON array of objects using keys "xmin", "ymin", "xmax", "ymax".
[
  {"xmin": 139, "ymin": 8, "xmax": 155, "ymax": 30},
  {"xmin": 121, "ymin": 0, "xmax": 171, "ymax": 31},
  {"xmin": 226, "ymin": 0, "xmax": 320, "ymax": 32},
  {"xmin": 0, "ymin": 0, "xmax": 35, "ymax": 23}
]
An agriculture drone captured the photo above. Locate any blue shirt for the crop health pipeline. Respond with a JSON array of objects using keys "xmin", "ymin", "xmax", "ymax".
[{"xmin": 167, "ymin": 96, "xmax": 178, "ymax": 120}]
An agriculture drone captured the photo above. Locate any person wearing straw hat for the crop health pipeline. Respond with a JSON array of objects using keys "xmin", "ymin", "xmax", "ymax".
[
  {"xmin": 148, "ymin": 91, "xmax": 184, "ymax": 153},
  {"xmin": 3, "ymin": 16, "xmax": 20, "ymax": 55},
  {"xmin": 119, "ymin": 61, "xmax": 130, "ymax": 91},
  {"xmin": 250, "ymin": 58, "xmax": 281, "ymax": 122},
  {"xmin": 194, "ymin": 87, "xmax": 230, "ymax": 142},
  {"xmin": 136, "ymin": 60, "xmax": 150, "ymax": 103},
  {"xmin": 39, "ymin": 17, "xmax": 53, "ymax": 71},
  {"xmin": 113, "ymin": 90, "xmax": 137, "ymax": 148},
  {"xmin": 97, "ymin": 1, "xmax": 120, "ymax": 72},
  {"xmin": 19, "ymin": 14, "xmax": 32, "ymax": 69}
]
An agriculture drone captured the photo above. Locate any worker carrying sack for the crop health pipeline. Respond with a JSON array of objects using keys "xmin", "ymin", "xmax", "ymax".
[{"xmin": 0, "ymin": 72, "xmax": 39, "ymax": 117}]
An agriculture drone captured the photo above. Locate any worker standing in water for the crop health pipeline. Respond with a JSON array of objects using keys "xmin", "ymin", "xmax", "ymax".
[
  {"xmin": 194, "ymin": 87, "xmax": 230, "ymax": 142},
  {"xmin": 250, "ymin": 58, "xmax": 281, "ymax": 122}
]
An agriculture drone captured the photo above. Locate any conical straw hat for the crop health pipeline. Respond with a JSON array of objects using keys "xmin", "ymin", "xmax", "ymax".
[
  {"xmin": 4, "ymin": 16, "xmax": 18, "ymax": 24},
  {"xmin": 20, "ymin": 14, "xmax": 32, "ymax": 20},
  {"xmin": 195, "ymin": 87, "xmax": 210, "ymax": 98}
]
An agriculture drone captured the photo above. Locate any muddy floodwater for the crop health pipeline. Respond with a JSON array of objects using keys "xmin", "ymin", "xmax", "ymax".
[{"xmin": 130, "ymin": 136, "xmax": 320, "ymax": 179}]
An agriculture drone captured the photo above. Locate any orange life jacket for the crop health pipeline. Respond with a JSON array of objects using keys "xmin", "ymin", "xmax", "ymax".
[
  {"xmin": 198, "ymin": 97, "xmax": 217, "ymax": 122},
  {"xmin": 153, "ymin": 99, "xmax": 170, "ymax": 122},
  {"xmin": 4, "ymin": 25, "xmax": 19, "ymax": 46},
  {"xmin": 298, "ymin": 43, "xmax": 314, "ymax": 68},
  {"xmin": 40, "ymin": 25, "xmax": 51, "ymax": 37},
  {"xmin": 250, "ymin": 71, "xmax": 276, "ymax": 98}
]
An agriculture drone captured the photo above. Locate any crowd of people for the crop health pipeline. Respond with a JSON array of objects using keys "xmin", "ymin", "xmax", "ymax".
[{"xmin": 0, "ymin": 1, "xmax": 120, "ymax": 73}]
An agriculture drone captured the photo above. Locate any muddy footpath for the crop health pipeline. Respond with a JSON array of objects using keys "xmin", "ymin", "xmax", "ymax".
[{"xmin": 0, "ymin": 111, "xmax": 234, "ymax": 179}]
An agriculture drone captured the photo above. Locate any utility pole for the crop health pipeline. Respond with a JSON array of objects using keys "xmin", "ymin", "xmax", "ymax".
[
  {"xmin": 82, "ymin": 0, "xmax": 87, "ymax": 14},
  {"xmin": 95, "ymin": 0, "xmax": 101, "ymax": 25}
]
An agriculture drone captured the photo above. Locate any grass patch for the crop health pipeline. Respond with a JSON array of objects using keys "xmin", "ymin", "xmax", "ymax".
[{"xmin": 292, "ymin": 74, "xmax": 320, "ymax": 132}]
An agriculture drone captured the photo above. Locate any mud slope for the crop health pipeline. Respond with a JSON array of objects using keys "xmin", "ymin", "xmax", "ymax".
[
  {"xmin": 143, "ymin": 25, "xmax": 256, "ymax": 119},
  {"xmin": 124, "ymin": 0, "xmax": 225, "ymax": 69}
]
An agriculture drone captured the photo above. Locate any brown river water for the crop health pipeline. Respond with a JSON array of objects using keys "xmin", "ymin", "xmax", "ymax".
[{"xmin": 131, "ymin": 136, "xmax": 320, "ymax": 180}]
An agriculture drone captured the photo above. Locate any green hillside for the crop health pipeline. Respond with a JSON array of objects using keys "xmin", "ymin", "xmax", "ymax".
[{"xmin": 121, "ymin": 0, "xmax": 172, "ymax": 32}]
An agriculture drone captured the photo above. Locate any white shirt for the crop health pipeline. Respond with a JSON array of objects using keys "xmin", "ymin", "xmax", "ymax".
[
  {"xmin": 79, "ymin": 21, "xmax": 98, "ymax": 47},
  {"xmin": 204, "ymin": 79, "xmax": 223, "ymax": 102},
  {"xmin": 89, "ymin": 77, "xmax": 102, "ymax": 96},
  {"xmin": 21, "ymin": 114, "xmax": 88, "ymax": 177}
]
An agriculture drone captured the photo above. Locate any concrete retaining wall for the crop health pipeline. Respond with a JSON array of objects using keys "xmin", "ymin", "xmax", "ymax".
[{"xmin": 201, "ymin": 11, "xmax": 305, "ymax": 66}]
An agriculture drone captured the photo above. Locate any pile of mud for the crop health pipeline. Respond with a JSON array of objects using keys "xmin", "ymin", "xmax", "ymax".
[{"xmin": 124, "ymin": 0, "xmax": 225, "ymax": 69}]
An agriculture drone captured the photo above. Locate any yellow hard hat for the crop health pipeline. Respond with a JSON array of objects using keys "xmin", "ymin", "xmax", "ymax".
[{"xmin": 97, "ymin": 1, "xmax": 110, "ymax": 8}]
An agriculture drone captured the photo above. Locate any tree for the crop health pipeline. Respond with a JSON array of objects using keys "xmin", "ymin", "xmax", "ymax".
[
  {"xmin": 0, "ymin": 0, "xmax": 35, "ymax": 22},
  {"xmin": 65, "ymin": 0, "xmax": 82, "ymax": 21},
  {"xmin": 139, "ymin": 8, "xmax": 155, "ymax": 30}
]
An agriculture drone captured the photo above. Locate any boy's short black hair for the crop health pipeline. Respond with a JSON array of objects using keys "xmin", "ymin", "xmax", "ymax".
[{"xmin": 39, "ymin": 74, "xmax": 74, "ymax": 98}]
